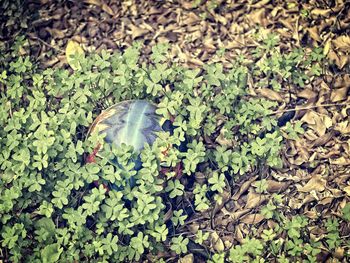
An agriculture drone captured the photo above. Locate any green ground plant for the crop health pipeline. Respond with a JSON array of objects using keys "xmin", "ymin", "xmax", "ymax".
[{"xmin": 0, "ymin": 35, "xmax": 348, "ymax": 262}]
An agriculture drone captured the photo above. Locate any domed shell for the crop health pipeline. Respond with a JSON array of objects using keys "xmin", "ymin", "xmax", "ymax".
[{"xmin": 88, "ymin": 100, "xmax": 163, "ymax": 154}]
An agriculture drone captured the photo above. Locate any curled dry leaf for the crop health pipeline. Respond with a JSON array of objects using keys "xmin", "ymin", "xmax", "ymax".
[{"xmin": 296, "ymin": 175, "xmax": 327, "ymax": 192}]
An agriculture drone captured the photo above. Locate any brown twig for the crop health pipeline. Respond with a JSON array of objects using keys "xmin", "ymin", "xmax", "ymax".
[
  {"xmin": 28, "ymin": 35, "xmax": 63, "ymax": 52},
  {"xmin": 270, "ymin": 102, "xmax": 350, "ymax": 116}
]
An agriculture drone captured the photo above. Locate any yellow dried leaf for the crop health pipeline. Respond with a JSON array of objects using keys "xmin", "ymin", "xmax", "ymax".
[
  {"xmin": 323, "ymin": 39, "xmax": 332, "ymax": 56},
  {"xmin": 65, "ymin": 40, "xmax": 84, "ymax": 70}
]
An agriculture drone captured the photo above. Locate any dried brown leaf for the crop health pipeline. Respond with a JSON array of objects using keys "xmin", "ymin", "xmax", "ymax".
[
  {"xmin": 210, "ymin": 232, "xmax": 225, "ymax": 252},
  {"xmin": 330, "ymin": 157, "xmax": 350, "ymax": 165},
  {"xmin": 101, "ymin": 3, "xmax": 114, "ymax": 16},
  {"xmin": 233, "ymin": 176, "xmax": 258, "ymax": 201},
  {"xmin": 178, "ymin": 254, "xmax": 194, "ymax": 263},
  {"xmin": 251, "ymin": 0, "xmax": 271, "ymax": 8},
  {"xmin": 297, "ymin": 88, "xmax": 318, "ymax": 100},
  {"xmin": 311, "ymin": 8, "xmax": 332, "ymax": 16},
  {"xmin": 335, "ymin": 121, "xmax": 350, "ymax": 134},
  {"xmin": 245, "ymin": 191, "xmax": 267, "ymax": 209},
  {"xmin": 297, "ymin": 175, "xmax": 327, "ymax": 192},
  {"xmin": 256, "ymin": 87, "xmax": 283, "ymax": 102},
  {"xmin": 83, "ymin": 0, "xmax": 102, "ymax": 6},
  {"xmin": 128, "ymin": 24, "xmax": 150, "ymax": 39},
  {"xmin": 343, "ymin": 186, "xmax": 350, "ymax": 196},
  {"xmin": 333, "ymin": 35, "xmax": 350, "ymax": 52},
  {"xmin": 331, "ymin": 86, "xmax": 349, "ymax": 102},
  {"xmin": 307, "ymin": 27, "xmax": 321, "ymax": 42},
  {"xmin": 240, "ymin": 214, "xmax": 265, "ymax": 224},
  {"xmin": 266, "ymin": 180, "xmax": 290, "ymax": 193}
]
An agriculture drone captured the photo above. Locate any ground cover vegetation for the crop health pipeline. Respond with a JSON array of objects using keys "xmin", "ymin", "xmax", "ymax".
[{"xmin": 1, "ymin": 0, "xmax": 350, "ymax": 262}]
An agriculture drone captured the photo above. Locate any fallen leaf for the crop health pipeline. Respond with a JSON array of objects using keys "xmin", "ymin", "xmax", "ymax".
[
  {"xmin": 297, "ymin": 175, "xmax": 327, "ymax": 192},
  {"xmin": 297, "ymin": 88, "xmax": 318, "ymax": 100},
  {"xmin": 343, "ymin": 186, "xmax": 350, "ymax": 196},
  {"xmin": 128, "ymin": 24, "xmax": 150, "ymax": 39},
  {"xmin": 65, "ymin": 40, "xmax": 84, "ymax": 70},
  {"xmin": 101, "ymin": 3, "xmax": 114, "ymax": 16},
  {"xmin": 233, "ymin": 176, "xmax": 258, "ymax": 201},
  {"xmin": 266, "ymin": 180, "xmax": 290, "ymax": 193},
  {"xmin": 83, "ymin": 0, "xmax": 101, "ymax": 6},
  {"xmin": 178, "ymin": 254, "xmax": 194, "ymax": 263},
  {"xmin": 335, "ymin": 121, "xmax": 350, "ymax": 134},
  {"xmin": 330, "ymin": 157, "xmax": 350, "ymax": 165},
  {"xmin": 333, "ymin": 35, "xmax": 350, "ymax": 52},
  {"xmin": 210, "ymin": 232, "xmax": 225, "ymax": 252},
  {"xmin": 240, "ymin": 214, "xmax": 265, "ymax": 224},
  {"xmin": 251, "ymin": 0, "xmax": 270, "ymax": 8},
  {"xmin": 324, "ymin": 39, "xmax": 332, "ymax": 56},
  {"xmin": 47, "ymin": 28, "xmax": 66, "ymax": 39},
  {"xmin": 245, "ymin": 191, "xmax": 268, "ymax": 209},
  {"xmin": 328, "ymin": 49, "xmax": 349, "ymax": 69},
  {"xmin": 311, "ymin": 8, "xmax": 332, "ymax": 16},
  {"xmin": 331, "ymin": 86, "xmax": 349, "ymax": 102},
  {"xmin": 307, "ymin": 27, "xmax": 321, "ymax": 42},
  {"xmin": 311, "ymin": 131, "xmax": 334, "ymax": 147},
  {"xmin": 257, "ymin": 87, "xmax": 283, "ymax": 102}
]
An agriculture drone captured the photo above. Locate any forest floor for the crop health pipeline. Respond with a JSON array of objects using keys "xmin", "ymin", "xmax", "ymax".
[{"xmin": 1, "ymin": 0, "xmax": 350, "ymax": 262}]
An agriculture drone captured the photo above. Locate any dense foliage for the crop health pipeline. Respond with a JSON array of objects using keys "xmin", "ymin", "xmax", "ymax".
[{"xmin": 1, "ymin": 37, "xmax": 348, "ymax": 262}]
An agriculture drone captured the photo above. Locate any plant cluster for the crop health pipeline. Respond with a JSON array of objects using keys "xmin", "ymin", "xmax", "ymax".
[{"xmin": 0, "ymin": 34, "xmax": 345, "ymax": 262}]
